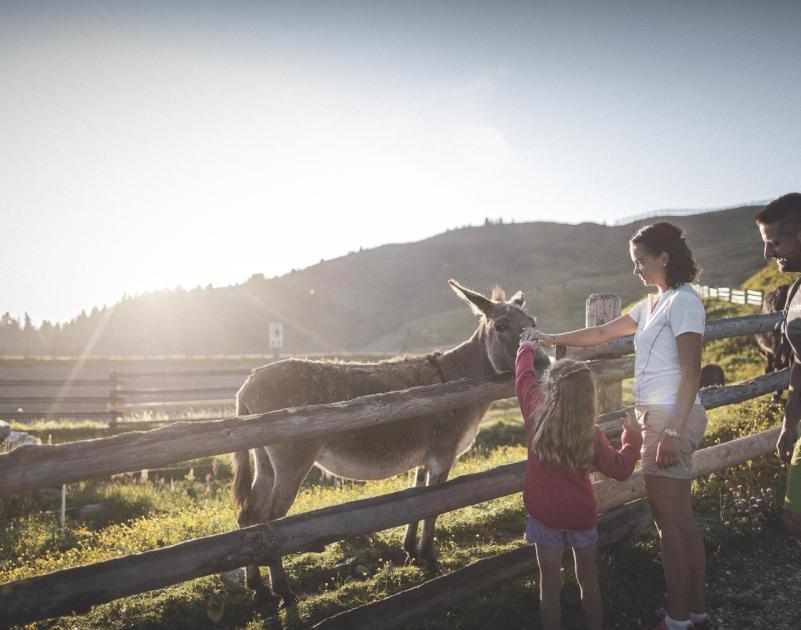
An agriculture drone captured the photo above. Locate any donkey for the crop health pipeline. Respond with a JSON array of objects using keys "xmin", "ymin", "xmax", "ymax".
[
  {"xmin": 699, "ymin": 363, "xmax": 726, "ymax": 389},
  {"xmin": 756, "ymin": 284, "xmax": 792, "ymax": 398},
  {"xmin": 232, "ymin": 279, "xmax": 550, "ymax": 609}
]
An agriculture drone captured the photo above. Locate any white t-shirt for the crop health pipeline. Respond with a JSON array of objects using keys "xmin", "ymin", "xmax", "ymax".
[{"xmin": 627, "ymin": 283, "xmax": 705, "ymax": 405}]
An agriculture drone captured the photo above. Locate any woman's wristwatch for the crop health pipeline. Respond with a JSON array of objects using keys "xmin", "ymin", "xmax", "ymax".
[{"xmin": 662, "ymin": 427, "xmax": 681, "ymax": 439}]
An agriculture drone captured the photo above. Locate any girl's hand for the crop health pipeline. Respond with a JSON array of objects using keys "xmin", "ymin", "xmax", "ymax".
[
  {"xmin": 656, "ymin": 433, "xmax": 681, "ymax": 468},
  {"xmin": 520, "ymin": 327, "xmax": 554, "ymax": 346},
  {"xmin": 621, "ymin": 408, "xmax": 640, "ymax": 433}
]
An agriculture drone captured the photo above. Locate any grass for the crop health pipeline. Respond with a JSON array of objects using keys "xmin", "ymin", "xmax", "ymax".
[{"xmin": 0, "ymin": 296, "xmax": 791, "ymax": 629}]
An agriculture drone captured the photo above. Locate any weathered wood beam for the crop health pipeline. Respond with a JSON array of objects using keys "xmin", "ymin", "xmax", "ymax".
[
  {"xmin": 0, "ymin": 374, "xmax": 515, "ymax": 497},
  {"xmin": 313, "ymin": 499, "xmax": 653, "ymax": 630},
  {"xmin": 1, "ymin": 358, "xmax": 787, "ymax": 499},
  {"xmin": 0, "ymin": 461, "xmax": 525, "ymax": 627},
  {"xmin": 0, "ymin": 426, "xmax": 780, "ymax": 627}
]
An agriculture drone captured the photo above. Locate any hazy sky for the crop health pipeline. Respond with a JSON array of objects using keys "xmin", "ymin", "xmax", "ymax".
[{"xmin": 2, "ymin": 1, "xmax": 800, "ymax": 325}]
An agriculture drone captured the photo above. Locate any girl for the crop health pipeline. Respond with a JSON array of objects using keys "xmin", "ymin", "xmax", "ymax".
[
  {"xmin": 516, "ymin": 331, "xmax": 642, "ymax": 630},
  {"xmin": 528, "ymin": 222, "xmax": 712, "ymax": 630}
]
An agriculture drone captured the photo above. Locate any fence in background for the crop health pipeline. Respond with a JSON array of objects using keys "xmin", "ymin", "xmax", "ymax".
[
  {"xmin": 0, "ymin": 354, "xmax": 399, "ymax": 423},
  {"xmin": 693, "ymin": 283, "xmax": 763, "ymax": 306}
]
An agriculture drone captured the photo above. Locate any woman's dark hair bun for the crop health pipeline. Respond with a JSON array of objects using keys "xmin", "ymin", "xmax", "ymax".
[{"xmin": 630, "ymin": 222, "xmax": 700, "ymax": 288}]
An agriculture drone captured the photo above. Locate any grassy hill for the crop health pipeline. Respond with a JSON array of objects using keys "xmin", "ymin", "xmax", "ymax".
[{"xmin": 13, "ymin": 204, "xmax": 772, "ymax": 356}]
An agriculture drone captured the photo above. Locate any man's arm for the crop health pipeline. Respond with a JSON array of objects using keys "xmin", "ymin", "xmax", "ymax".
[{"xmin": 778, "ymin": 361, "xmax": 801, "ymax": 462}]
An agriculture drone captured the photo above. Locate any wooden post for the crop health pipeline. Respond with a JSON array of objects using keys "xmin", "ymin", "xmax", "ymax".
[
  {"xmin": 60, "ymin": 484, "xmax": 66, "ymax": 530},
  {"xmin": 585, "ymin": 294, "xmax": 622, "ymax": 413},
  {"xmin": 107, "ymin": 368, "xmax": 122, "ymax": 426}
]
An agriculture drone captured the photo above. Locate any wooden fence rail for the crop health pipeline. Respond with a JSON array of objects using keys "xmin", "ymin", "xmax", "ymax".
[
  {"xmin": 694, "ymin": 283, "xmax": 764, "ymax": 306},
  {"xmin": 313, "ymin": 499, "xmax": 654, "ymax": 630},
  {"xmin": 0, "ymin": 367, "xmax": 249, "ymax": 421},
  {"xmin": 0, "ymin": 357, "xmax": 788, "ymax": 500},
  {"xmin": 0, "ymin": 374, "xmax": 512, "ymax": 497}
]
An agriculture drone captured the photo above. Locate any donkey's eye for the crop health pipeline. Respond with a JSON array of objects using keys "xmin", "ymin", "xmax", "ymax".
[{"xmin": 495, "ymin": 323, "xmax": 509, "ymax": 333}]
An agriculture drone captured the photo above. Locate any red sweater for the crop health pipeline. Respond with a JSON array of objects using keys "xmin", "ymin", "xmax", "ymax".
[{"xmin": 515, "ymin": 344, "xmax": 642, "ymax": 531}]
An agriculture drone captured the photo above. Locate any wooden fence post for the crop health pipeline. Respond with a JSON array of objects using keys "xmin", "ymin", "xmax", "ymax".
[
  {"xmin": 585, "ymin": 294, "xmax": 622, "ymax": 413},
  {"xmin": 107, "ymin": 369, "xmax": 122, "ymax": 425}
]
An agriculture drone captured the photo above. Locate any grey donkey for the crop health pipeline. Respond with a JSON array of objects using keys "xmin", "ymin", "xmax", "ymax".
[{"xmin": 232, "ymin": 279, "xmax": 550, "ymax": 609}]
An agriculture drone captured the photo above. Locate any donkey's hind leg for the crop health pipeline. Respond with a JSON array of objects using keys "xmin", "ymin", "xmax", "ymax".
[
  {"xmin": 417, "ymin": 462, "xmax": 453, "ymax": 572},
  {"xmin": 403, "ymin": 465, "xmax": 428, "ymax": 563},
  {"xmin": 240, "ymin": 447, "xmax": 277, "ymax": 609},
  {"xmin": 263, "ymin": 447, "xmax": 318, "ymax": 608}
]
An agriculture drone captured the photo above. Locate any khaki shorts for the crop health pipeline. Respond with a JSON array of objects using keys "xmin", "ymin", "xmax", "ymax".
[{"xmin": 635, "ymin": 404, "xmax": 708, "ymax": 479}]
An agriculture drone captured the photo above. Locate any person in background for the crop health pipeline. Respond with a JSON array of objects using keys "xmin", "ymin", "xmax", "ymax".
[
  {"xmin": 515, "ymin": 330, "xmax": 642, "ymax": 630},
  {"xmin": 528, "ymin": 222, "xmax": 712, "ymax": 630},
  {"xmin": 755, "ymin": 192, "xmax": 801, "ymax": 542}
]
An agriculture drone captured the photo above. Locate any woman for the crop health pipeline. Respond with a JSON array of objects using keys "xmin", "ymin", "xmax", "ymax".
[{"xmin": 529, "ymin": 222, "xmax": 712, "ymax": 630}]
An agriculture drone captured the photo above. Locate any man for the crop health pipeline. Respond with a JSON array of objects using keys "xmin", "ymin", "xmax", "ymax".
[{"xmin": 756, "ymin": 192, "xmax": 801, "ymax": 540}]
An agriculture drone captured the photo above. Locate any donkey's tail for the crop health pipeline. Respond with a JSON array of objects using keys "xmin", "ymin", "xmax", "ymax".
[{"xmin": 232, "ymin": 399, "xmax": 253, "ymax": 523}]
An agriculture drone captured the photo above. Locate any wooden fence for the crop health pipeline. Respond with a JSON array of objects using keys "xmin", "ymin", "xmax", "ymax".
[
  {"xmin": 0, "ymin": 367, "xmax": 250, "ymax": 421},
  {"xmin": 0, "ymin": 307, "xmax": 788, "ymax": 628},
  {"xmin": 0, "ymin": 356, "xmax": 398, "ymax": 422},
  {"xmin": 693, "ymin": 283, "xmax": 764, "ymax": 306}
]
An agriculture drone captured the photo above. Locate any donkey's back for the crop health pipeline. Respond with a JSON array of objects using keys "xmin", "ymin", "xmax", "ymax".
[{"xmin": 237, "ymin": 355, "xmax": 443, "ymax": 412}]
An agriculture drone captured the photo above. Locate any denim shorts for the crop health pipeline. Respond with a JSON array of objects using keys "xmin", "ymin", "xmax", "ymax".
[{"xmin": 524, "ymin": 516, "xmax": 598, "ymax": 549}]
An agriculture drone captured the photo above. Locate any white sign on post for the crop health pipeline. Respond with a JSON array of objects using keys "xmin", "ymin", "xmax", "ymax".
[{"xmin": 268, "ymin": 322, "xmax": 284, "ymax": 349}]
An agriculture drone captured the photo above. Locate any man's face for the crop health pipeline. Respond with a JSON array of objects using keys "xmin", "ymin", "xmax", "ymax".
[{"xmin": 759, "ymin": 222, "xmax": 801, "ymax": 272}]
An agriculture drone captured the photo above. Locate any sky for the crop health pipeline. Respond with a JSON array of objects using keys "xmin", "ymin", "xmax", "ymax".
[{"xmin": 2, "ymin": 1, "xmax": 800, "ymax": 325}]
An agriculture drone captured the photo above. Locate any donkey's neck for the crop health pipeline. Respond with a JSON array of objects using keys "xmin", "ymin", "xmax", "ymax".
[{"xmin": 439, "ymin": 327, "xmax": 495, "ymax": 380}]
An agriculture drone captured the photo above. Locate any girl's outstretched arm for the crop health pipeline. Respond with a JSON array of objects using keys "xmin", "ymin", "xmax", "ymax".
[{"xmin": 515, "ymin": 342, "xmax": 544, "ymax": 424}]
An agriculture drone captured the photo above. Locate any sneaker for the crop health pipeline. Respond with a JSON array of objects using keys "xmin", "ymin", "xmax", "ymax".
[{"xmin": 691, "ymin": 616, "xmax": 715, "ymax": 629}]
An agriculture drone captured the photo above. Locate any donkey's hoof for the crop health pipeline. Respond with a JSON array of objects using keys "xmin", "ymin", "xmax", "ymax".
[
  {"xmin": 418, "ymin": 555, "xmax": 440, "ymax": 574},
  {"xmin": 252, "ymin": 588, "xmax": 279, "ymax": 615},
  {"xmin": 275, "ymin": 589, "xmax": 299, "ymax": 609}
]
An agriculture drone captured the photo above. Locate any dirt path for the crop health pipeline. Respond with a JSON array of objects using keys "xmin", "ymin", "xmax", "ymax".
[
  {"xmin": 704, "ymin": 525, "xmax": 801, "ymax": 630},
  {"xmin": 604, "ymin": 524, "xmax": 801, "ymax": 629}
]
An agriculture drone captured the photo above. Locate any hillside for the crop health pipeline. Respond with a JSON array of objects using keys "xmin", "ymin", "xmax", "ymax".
[{"xmin": 1, "ymin": 205, "xmax": 771, "ymax": 356}]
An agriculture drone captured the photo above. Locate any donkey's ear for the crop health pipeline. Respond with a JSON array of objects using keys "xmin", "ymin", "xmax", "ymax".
[
  {"xmin": 508, "ymin": 290, "xmax": 525, "ymax": 308},
  {"xmin": 449, "ymin": 279, "xmax": 494, "ymax": 317}
]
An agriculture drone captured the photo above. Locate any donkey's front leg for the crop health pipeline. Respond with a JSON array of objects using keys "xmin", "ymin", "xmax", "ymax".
[
  {"xmin": 403, "ymin": 466, "xmax": 427, "ymax": 563},
  {"xmin": 417, "ymin": 465, "xmax": 452, "ymax": 572}
]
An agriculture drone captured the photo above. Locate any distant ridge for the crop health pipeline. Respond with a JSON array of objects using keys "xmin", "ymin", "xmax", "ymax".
[
  {"xmin": 613, "ymin": 199, "xmax": 771, "ymax": 226},
  {"xmin": 0, "ymin": 204, "xmax": 771, "ymax": 357}
]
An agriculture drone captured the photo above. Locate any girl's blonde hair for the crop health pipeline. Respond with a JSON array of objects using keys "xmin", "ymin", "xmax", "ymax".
[{"xmin": 530, "ymin": 358, "xmax": 597, "ymax": 470}]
